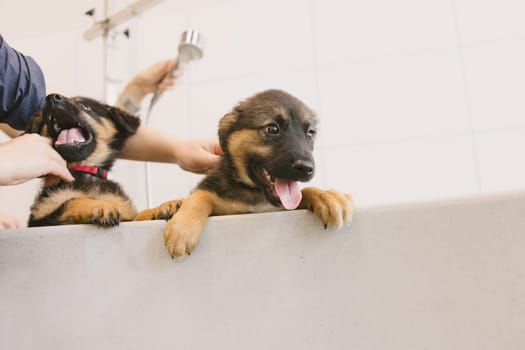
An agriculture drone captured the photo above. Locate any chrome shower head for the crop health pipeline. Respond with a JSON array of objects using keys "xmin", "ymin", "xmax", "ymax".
[{"xmin": 177, "ymin": 29, "xmax": 204, "ymax": 64}]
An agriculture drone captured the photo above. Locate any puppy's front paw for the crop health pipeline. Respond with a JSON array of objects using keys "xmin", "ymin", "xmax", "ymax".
[
  {"xmin": 62, "ymin": 200, "xmax": 121, "ymax": 227},
  {"xmin": 164, "ymin": 213, "xmax": 202, "ymax": 258},
  {"xmin": 90, "ymin": 203, "xmax": 121, "ymax": 227},
  {"xmin": 301, "ymin": 187, "xmax": 354, "ymax": 229},
  {"xmin": 134, "ymin": 200, "xmax": 183, "ymax": 221}
]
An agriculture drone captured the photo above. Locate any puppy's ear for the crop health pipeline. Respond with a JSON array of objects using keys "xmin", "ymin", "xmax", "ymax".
[
  {"xmin": 25, "ymin": 111, "xmax": 44, "ymax": 134},
  {"xmin": 109, "ymin": 107, "xmax": 141, "ymax": 136},
  {"xmin": 218, "ymin": 110, "xmax": 239, "ymax": 152}
]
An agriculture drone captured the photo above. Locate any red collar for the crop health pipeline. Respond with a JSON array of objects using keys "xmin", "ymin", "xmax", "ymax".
[{"xmin": 69, "ymin": 165, "xmax": 108, "ymax": 179}]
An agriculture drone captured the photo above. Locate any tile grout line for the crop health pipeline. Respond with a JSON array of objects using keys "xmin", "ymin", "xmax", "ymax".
[
  {"xmin": 308, "ymin": 0, "xmax": 328, "ymax": 189},
  {"xmin": 451, "ymin": 0, "xmax": 483, "ymax": 192}
]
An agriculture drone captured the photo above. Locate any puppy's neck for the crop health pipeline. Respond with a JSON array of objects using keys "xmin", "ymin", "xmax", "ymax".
[
  {"xmin": 69, "ymin": 165, "xmax": 108, "ymax": 179},
  {"xmin": 219, "ymin": 154, "xmax": 258, "ymax": 189}
]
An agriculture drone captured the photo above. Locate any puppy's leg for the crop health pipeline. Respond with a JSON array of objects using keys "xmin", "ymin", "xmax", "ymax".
[
  {"xmin": 60, "ymin": 198, "xmax": 122, "ymax": 227},
  {"xmin": 134, "ymin": 199, "xmax": 184, "ymax": 221},
  {"xmin": 299, "ymin": 187, "xmax": 355, "ymax": 229},
  {"xmin": 164, "ymin": 190, "xmax": 213, "ymax": 258}
]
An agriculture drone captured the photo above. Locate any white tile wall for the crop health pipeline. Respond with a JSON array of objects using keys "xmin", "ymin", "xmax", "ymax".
[
  {"xmin": 455, "ymin": 0, "xmax": 525, "ymax": 43},
  {"xmin": 2, "ymin": 0, "xmax": 525, "ymax": 221},
  {"xmin": 187, "ymin": 0, "xmax": 315, "ymax": 82},
  {"xmin": 323, "ymin": 136, "xmax": 479, "ymax": 206},
  {"xmin": 0, "ymin": 0, "xmax": 100, "ymax": 40},
  {"xmin": 476, "ymin": 130, "xmax": 525, "ymax": 193},
  {"xmin": 462, "ymin": 40, "xmax": 525, "ymax": 131},
  {"xmin": 317, "ymin": 51, "xmax": 470, "ymax": 146},
  {"xmin": 313, "ymin": 0, "xmax": 459, "ymax": 64}
]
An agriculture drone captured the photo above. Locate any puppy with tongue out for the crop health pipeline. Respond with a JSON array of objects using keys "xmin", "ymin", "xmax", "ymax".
[
  {"xmin": 135, "ymin": 89, "xmax": 354, "ymax": 258},
  {"xmin": 27, "ymin": 93, "xmax": 141, "ymax": 227}
]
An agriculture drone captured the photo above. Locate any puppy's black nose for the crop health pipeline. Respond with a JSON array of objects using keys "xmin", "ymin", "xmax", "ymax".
[
  {"xmin": 46, "ymin": 93, "xmax": 64, "ymax": 104},
  {"xmin": 293, "ymin": 160, "xmax": 315, "ymax": 179}
]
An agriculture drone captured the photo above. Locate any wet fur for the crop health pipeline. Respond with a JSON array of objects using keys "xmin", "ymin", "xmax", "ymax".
[
  {"xmin": 27, "ymin": 94, "xmax": 140, "ymax": 227},
  {"xmin": 135, "ymin": 89, "xmax": 354, "ymax": 258}
]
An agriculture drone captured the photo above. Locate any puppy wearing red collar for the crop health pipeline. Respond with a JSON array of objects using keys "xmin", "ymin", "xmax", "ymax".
[{"xmin": 26, "ymin": 93, "xmax": 140, "ymax": 227}]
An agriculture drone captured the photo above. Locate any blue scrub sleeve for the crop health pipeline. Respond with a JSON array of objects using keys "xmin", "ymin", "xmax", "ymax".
[{"xmin": 0, "ymin": 34, "xmax": 46, "ymax": 130}]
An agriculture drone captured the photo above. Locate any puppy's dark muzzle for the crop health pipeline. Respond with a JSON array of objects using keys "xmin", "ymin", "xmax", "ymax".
[
  {"xmin": 292, "ymin": 159, "xmax": 315, "ymax": 181},
  {"xmin": 43, "ymin": 93, "xmax": 77, "ymax": 122},
  {"xmin": 46, "ymin": 93, "xmax": 65, "ymax": 105}
]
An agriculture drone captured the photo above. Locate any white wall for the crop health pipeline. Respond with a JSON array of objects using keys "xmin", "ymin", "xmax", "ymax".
[{"xmin": 1, "ymin": 0, "xmax": 525, "ymax": 222}]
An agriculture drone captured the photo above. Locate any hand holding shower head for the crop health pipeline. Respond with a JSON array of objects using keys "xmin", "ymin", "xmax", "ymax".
[
  {"xmin": 147, "ymin": 29, "xmax": 204, "ymax": 113},
  {"xmin": 144, "ymin": 29, "xmax": 204, "ymax": 209}
]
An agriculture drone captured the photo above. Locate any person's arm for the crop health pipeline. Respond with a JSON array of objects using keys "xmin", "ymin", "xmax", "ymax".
[
  {"xmin": 116, "ymin": 59, "xmax": 222, "ymax": 173},
  {"xmin": 120, "ymin": 124, "xmax": 222, "ymax": 173},
  {"xmin": 115, "ymin": 59, "xmax": 179, "ymax": 113},
  {"xmin": 0, "ymin": 35, "xmax": 72, "ymax": 187},
  {"xmin": 0, "ymin": 34, "xmax": 46, "ymax": 130}
]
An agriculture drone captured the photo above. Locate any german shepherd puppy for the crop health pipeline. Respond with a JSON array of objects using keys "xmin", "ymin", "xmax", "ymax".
[
  {"xmin": 27, "ymin": 93, "xmax": 140, "ymax": 227},
  {"xmin": 135, "ymin": 89, "xmax": 354, "ymax": 258}
]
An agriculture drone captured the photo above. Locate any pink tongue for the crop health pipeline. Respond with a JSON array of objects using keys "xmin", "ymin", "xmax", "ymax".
[
  {"xmin": 55, "ymin": 128, "xmax": 86, "ymax": 145},
  {"xmin": 274, "ymin": 178, "xmax": 302, "ymax": 210}
]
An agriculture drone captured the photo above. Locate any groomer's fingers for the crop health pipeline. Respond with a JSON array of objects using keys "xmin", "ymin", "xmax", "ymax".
[
  {"xmin": 0, "ymin": 134, "xmax": 73, "ymax": 185},
  {"xmin": 41, "ymin": 138, "xmax": 74, "ymax": 182},
  {"xmin": 158, "ymin": 80, "xmax": 176, "ymax": 90},
  {"xmin": 0, "ymin": 214, "xmax": 23, "ymax": 230},
  {"xmin": 158, "ymin": 69, "xmax": 181, "ymax": 90},
  {"xmin": 43, "ymin": 175, "xmax": 62, "ymax": 187},
  {"xmin": 210, "ymin": 139, "xmax": 224, "ymax": 156},
  {"xmin": 163, "ymin": 59, "xmax": 177, "ymax": 73},
  {"xmin": 46, "ymin": 163, "xmax": 74, "ymax": 183}
]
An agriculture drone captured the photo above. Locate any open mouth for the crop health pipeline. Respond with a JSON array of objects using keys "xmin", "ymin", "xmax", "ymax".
[
  {"xmin": 48, "ymin": 110, "xmax": 93, "ymax": 148},
  {"xmin": 54, "ymin": 126, "xmax": 91, "ymax": 146},
  {"xmin": 252, "ymin": 164, "xmax": 302, "ymax": 210}
]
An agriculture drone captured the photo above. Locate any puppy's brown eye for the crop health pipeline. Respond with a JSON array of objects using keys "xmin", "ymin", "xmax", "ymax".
[
  {"xmin": 265, "ymin": 124, "xmax": 280, "ymax": 135},
  {"xmin": 307, "ymin": 129, "xmax": 316, "ymax": 139}
]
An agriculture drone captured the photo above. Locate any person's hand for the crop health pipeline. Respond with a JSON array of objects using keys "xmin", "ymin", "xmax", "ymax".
[
  {"xmin": 0, "ymin": 133, "xmax": 74, "ymax": 186},
  {"xmin": 0, "ymin": 214, "xmax": 23, "ymax": 230},
  {"xmin": 173, "ymin": 138, "xmax": 223, "ymax": 174},
  {"xmin": 132, "ymin": 59, "xmax": 180, "ymax": 95},
  {"xmin": 116, "ymin": 59, "xmax": 181, "ymax": 112}
]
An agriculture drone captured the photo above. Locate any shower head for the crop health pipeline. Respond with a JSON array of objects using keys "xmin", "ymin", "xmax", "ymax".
[
  {"xmin": 177, "ymin": 29, "xmax": 204, "ymax": 64},
  {"xmin": 146, "ymin": 29, "xmax": 205, "ymax": 115}
]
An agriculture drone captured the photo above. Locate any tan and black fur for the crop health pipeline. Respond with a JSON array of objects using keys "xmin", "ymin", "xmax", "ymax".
[
  {"xmin": 27, "ymin": 93, "xmax": 139, "ymax": 227},
  {"xmin": 135, "ymin": 89, "xmax": 354, "ymax": 258}
]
